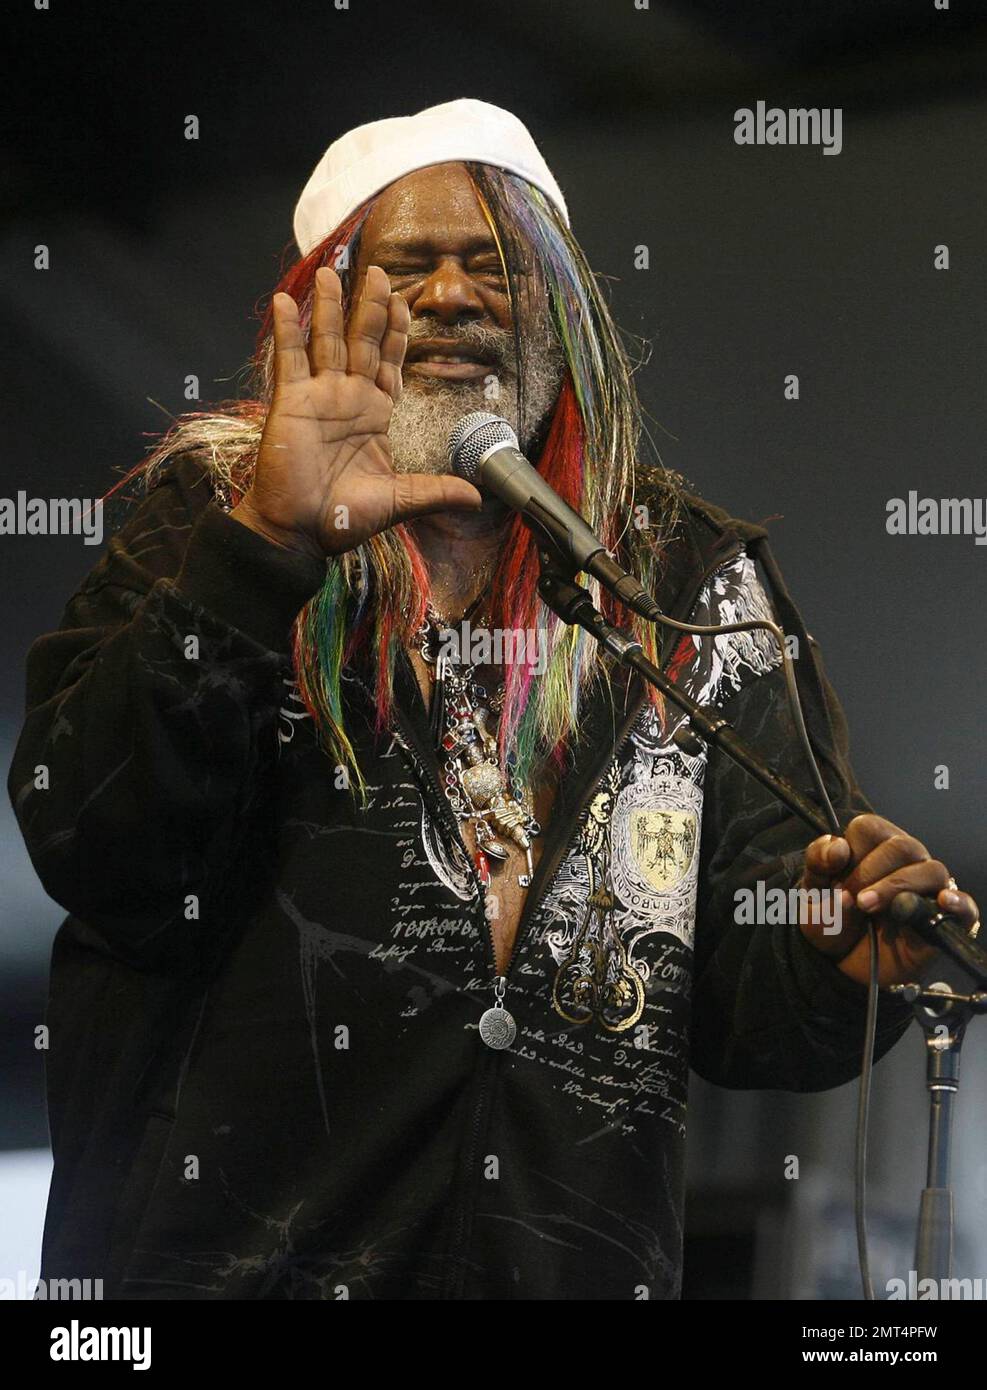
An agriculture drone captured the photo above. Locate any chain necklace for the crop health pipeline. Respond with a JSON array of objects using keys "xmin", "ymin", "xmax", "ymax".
[
  {"xmin": 418, "ymin": 600, "xmax": 541, "ymax": 893},
  {"xmin": 416, "ymin": 595, "xmax": 542, "ymax": 1052}
]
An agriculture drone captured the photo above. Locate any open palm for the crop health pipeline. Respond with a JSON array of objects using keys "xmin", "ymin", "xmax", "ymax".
[{"xmin": 233, "ymin": 264, "xmax": 480, "ymax": 558}]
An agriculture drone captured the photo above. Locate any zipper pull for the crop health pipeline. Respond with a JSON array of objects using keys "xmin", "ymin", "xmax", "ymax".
[{"xmin": 478, "ymin": 975, "xmax": 517, "ymax": 1051}]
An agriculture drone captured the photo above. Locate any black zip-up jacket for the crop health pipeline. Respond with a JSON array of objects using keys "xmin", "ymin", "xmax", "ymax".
[{"xmin": 9, "ymin": 455, "xmax": 913, "ymax": 1300}]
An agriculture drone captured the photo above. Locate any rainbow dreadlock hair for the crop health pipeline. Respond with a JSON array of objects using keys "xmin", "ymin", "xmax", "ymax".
[{"xmin": 137, "ymin": 165, "xmax": 682, "ymax": 792}]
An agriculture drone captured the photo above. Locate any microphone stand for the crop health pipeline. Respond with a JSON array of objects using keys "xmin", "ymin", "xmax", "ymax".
[
  {"xmin": 885, "ymin": 982, "xmax": 987, "ymax": 1288},
  {"xmin": 536, "ymin": 548, "xmax": 987, "ymax": 1294},
  {"xmin": 535, "ymin": 550, "xmax": 987, "ymax": 986}
]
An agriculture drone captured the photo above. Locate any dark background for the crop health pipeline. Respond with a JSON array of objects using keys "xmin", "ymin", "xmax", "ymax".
[{"xmin": 3, "ymin": 0, "xmax": 986, "ymax": 1298}]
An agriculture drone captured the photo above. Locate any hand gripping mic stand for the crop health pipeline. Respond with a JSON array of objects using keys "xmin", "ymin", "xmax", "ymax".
[{"xmin": 536, "ymin": 546, "xmax": 987, "ymax": 1295}]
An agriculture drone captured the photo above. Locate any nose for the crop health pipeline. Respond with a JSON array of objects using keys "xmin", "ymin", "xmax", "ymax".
[{"xmin": 409, "ymin": 256, "xmax": 486, "ymax": 324}]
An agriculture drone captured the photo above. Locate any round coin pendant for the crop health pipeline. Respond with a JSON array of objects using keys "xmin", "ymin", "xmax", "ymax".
[{"xmin": 478, "ymin": 1006, "xmax": 516, "ymax": 1050}]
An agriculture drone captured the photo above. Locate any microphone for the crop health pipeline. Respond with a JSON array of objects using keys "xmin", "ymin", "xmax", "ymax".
[{"xmin": 447, "ymin": 411, "xmax": 663, "ymax": 623}]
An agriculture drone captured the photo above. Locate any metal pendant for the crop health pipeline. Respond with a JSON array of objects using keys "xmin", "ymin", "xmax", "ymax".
[
  {"xmin": 479, "ymin": 1005, "xmax": 517, "ymax": 1050},
  {"xmin": 475, "ymin": 821, "xmax": 510, "ymax": 861}
]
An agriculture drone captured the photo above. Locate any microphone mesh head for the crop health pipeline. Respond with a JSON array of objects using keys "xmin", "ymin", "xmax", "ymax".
[{"xmin": 447, "ymin": 412, "xmax": 519, "ymax": 485}]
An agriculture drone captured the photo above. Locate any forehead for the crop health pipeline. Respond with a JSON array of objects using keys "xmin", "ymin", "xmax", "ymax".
[{"xmin": 360, "ymin": 161, "xmax": 493, "ymax": 250}]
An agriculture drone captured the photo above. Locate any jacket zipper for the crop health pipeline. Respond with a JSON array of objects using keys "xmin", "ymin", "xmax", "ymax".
[{"xmin": 388, "ymin": 661, "xmax": 486, "ymax": 895}]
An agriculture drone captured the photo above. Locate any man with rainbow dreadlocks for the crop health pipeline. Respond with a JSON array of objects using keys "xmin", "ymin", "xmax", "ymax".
[{"xmin": 11, "ymin": 100, "xmax": 977, "ymax": 1300}]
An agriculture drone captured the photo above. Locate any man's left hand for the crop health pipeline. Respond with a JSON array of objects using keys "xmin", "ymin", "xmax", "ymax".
[{"xmin": 798, "ymin": 814, "xmax": 980, "ymax": 988}]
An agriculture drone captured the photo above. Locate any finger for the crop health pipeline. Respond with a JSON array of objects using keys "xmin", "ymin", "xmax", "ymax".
[
  {"xmin": 842, "ymin": 831, "xmax": 930, "ymax": 899},
  {"xmin": 801, "ymin": 833, "xmax": 852, "ymax": 889},
  {"xmin": 308, "ymin": 266, "xmax": 346, "ymax": 375},
  {"xmin": 271, "ymin": 292, "xmax": 311, "ymax": 386},
  {"xmin": 346, "ymin": 265, "xmax": 391, "ymax": 381},
  {"xmin": 937, "ymin": 886, "xmax": 980, "ymax": 930},
  {"xmin": 854, "ymin": 858, "xmax": 951, "ymax": 915},
  {"xmin": 390, "ymin": 474, "xmax": 483, "ymax": 525},
  {"xmin": 376, "ymin": 293, "xmax": 410, "ymax": 403},
  {"xmin": 843, "ymin": 813, "xmax": 928, "ymax": 864},
  {"xmin": 798, "ymin": 839, "xmax": 857, "ymax": 956}
]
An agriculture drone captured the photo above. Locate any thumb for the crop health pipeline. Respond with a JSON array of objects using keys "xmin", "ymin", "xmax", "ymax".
[
  {"xmin": 799, "ymin": 833, "xmax": 859, "ymax": 957},
  {"xmin": 801, "ymin": 833, "xmax": 852, "ymax": 890},
  {"xmin": 391, "ymin": 473, "xmax": 483, "ymax": 524}
]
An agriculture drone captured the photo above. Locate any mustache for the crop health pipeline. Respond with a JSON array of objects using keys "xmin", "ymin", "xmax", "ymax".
[{"xmin": 403, "ymin": 318, "xmax": 516, "ymax": 375}]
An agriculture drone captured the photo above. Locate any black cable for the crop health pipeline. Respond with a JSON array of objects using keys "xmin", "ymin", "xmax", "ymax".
[
  {"xmin": 631, "ymin": 607, "xmax": 840, "ymax": 836},
  {"xmin": 856, "ymin": 922, "xmax": 880, "ymax": 1301},
  {"xmin": 629, "ymin": 600, "xmax": 877, "ymax": 1303}
]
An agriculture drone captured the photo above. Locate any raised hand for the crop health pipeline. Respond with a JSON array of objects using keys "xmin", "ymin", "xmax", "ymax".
[{"xmin": 231, "ymin": 264, "xmax": 481, "ymax": 559}]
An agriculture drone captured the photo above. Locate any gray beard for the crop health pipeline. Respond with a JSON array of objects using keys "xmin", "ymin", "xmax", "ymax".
[{"xmin": 388, "ymin": 328, "xmax": 565, "ymax": 477}]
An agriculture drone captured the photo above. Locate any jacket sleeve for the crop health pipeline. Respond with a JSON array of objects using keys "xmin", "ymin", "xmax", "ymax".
[
  {"xmin": 7, "ymin": 456, "xmax": 327, "ymax": 973},
  {"xmin": 689, "ymin": 539, "xmax": 915, "ymax": 1091}
]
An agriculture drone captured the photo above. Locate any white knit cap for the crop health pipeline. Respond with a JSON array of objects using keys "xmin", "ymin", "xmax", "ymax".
[{"xmin": 292, "ymin": 98, "xmax": 569, "ymax": 256}]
